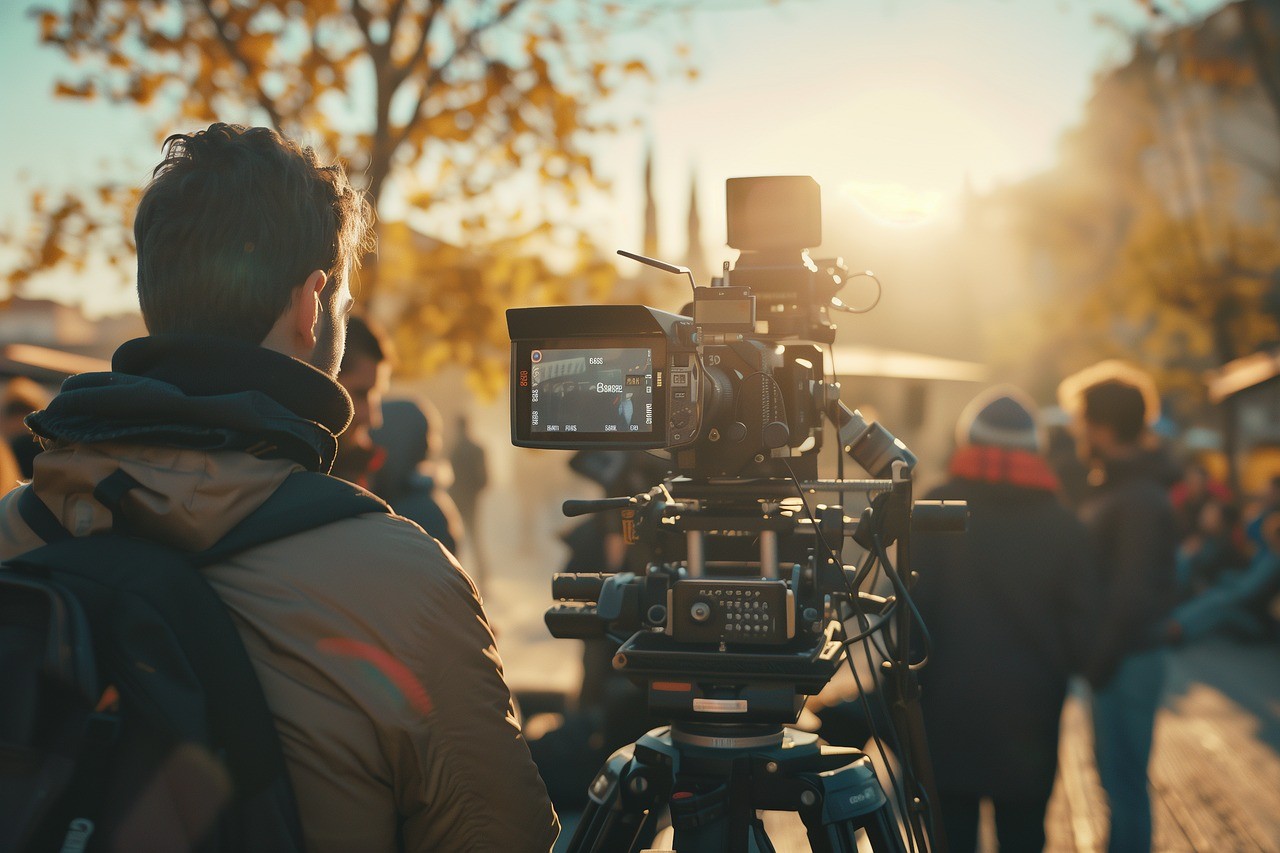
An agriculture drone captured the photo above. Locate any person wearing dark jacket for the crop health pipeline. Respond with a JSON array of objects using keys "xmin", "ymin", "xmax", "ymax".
[
  {"xmin": 914, "ymin": 387, "xmax": 1095, "ymax": 853},
  {"xmin": 1059, "ymin": 361, "xmax": 1178, "ymax": 853},
  {"xmin": 370, "ymin": 398, "xmax": 464, "ymax": 556},
  {"xmin": 0, "ymin": 124, "xmax": 558, "ymax": 851}
]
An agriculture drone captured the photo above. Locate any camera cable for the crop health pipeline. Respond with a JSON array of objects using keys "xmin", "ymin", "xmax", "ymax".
[{"xmin": 783, "ymin": 458, "xmax": 919, "ymax": 852}]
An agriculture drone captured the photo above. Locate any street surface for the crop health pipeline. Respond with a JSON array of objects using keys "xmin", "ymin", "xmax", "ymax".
[{"xmin": 1047, "ymin": 636, "xmax": 1280, "ymax": 852}]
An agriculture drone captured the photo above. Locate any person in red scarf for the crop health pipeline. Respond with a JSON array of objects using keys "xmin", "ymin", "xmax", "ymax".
[{"xmin": 913, "ymin": 386, "xmax": 1097, "ymax": 853}]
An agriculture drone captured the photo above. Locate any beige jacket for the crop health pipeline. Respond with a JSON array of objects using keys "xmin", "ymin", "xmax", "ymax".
[{"xmin": 0, "ymin": 443, "xmax": 558, "ymax": 852}]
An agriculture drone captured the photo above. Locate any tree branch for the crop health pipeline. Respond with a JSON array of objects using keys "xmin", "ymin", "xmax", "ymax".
[
  {"xmin": 348, "ymin": 0, "xmax": 371, "ymax": 40},
  {"xmin": 195, "ymin": 0, "xmax": 284, "ymax": 128},
  {"xmin": 391, "ymin": 0, "xmax": 528, "ymax": 154},
  {"xmin": 389, "ymin": 0, "xmax": 446, "ymax": 92}
]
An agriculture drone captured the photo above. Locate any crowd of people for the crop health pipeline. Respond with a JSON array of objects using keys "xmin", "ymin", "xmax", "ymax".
[
  {"xmin": 912, "ymin": 364, "xmax": 1280, "ymax": 853},
  {"xmin": 1167, "ymin": 465, "xmax": 1280, "ymax": 645}
]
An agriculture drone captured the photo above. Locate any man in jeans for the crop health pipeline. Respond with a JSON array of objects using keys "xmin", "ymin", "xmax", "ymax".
[
  {"xmin": 1060, "ymin": 362, "xmax": 1178, "ymax": 852},
  {"xmin": 0, "ymin": 123, "xmax": 557, "ymax": 851}
]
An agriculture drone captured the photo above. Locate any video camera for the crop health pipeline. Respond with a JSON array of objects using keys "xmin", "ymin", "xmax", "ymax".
[
  {"xmin": 507, "ymin": 173, "xmax": 961, "ymax": 705},
  {"xmin": 507, "ymin": 176, "xmax": 965, "ymax": 851},
  {"xmin": 510, "ymin": 176, "xmax": 901, "ymax": 481}
]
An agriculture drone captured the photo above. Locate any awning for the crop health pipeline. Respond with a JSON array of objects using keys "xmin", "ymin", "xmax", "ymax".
[{"xmin": 1206, "ymin": 349, "xmax": 1280, "ymax": 403}]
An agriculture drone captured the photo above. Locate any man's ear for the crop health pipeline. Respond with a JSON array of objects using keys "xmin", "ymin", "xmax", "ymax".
[
  {"xmin": 294, "ymin": 269, "xmax": 328, "ymax": 349},
  {"xmin": 260, "ymin": 269, "xmax": 327, "ymax": 359}
]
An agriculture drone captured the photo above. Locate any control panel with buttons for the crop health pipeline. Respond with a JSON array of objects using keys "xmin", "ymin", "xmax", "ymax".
[{"xmin": 666, "ymin": 580, "xmax": 795, "ymax": 645}]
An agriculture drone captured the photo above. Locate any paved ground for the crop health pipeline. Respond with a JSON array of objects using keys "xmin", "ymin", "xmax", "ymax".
[{"xmin": 1046, "ymin": 636, "xmax": 1280, "ymax": 853}]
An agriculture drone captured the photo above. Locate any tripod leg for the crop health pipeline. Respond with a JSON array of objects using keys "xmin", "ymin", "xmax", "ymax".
[
  {"xmin": 566, "ymin": 741, "xmax": 669, "ymax": 853},
  {"xmin": 797, "ymin": 755, "xmax": 907, "ymax": 853},
  {"xmin": 749, "ymin": 815, "xmax": 777, "ymax": 853}
]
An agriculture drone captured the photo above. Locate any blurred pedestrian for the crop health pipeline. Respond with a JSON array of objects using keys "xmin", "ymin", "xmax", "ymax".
[
  {"xmin": 332, "ymin": 314, "xmax": 392, "ymax": 487},
  {"xmin": 1169, "ymin": 461, "xmax": 1232, "ymax": 540},
  {"xmin": 914, "ymin": 386, "xmax": 1095, "ymax": 853},
  {"xmin": 449, "ymin": 413, "xmax": 488, "ymax": 574},
  {"xmin": 1165, "ymin": 508, "xmax": 1280, "ymax": 644},
  {"xmin": 1175, "ymin": 499, "xmax": 1247, "ymax": 598},
  {"xmin": 1059, "ymin": 361, "xmax": 1179, "ymax": 853},
  {"xmin": 371, "ymin": 398, "xmax": 464, "ymax": 556},
  {"xmin": 1166, "ymin": 472, "xmax": 1280, "ymax": 643},
  {"xmin": 1245, "ymin": 474, "xmax": 1280, "ymax": 557}
]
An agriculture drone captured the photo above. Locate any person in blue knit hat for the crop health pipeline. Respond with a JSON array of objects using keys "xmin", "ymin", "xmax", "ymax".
[{"xmin": 914, "ymin": 385, "xmax": 1097, "ymax": 853}]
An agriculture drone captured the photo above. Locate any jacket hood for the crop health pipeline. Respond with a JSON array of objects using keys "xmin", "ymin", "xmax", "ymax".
[
  {"xmin": 24, "ymin": 444, "xmax": 302, "ymax": 551},
  {"xmin": 29, "ymin": 335, "xmax": 352, "ymax": 472},
  {"xmin": 14, "ymin": 335, "xmax": 355, "ymax": 551}
]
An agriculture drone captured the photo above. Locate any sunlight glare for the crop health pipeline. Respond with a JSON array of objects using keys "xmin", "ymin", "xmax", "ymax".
[
  {"xmin": 839, "ymin": 180, "xmax": 945, "ymax": 227},
  {"xmin": 816, "ymin": 82, "xmax": 1015, "ymax": 226}
]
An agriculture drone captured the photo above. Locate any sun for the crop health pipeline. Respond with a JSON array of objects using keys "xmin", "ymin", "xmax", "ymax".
[
  {"xmin": 807, "ymin": 81, "xmax": 1016, "ymax": 228},
  {"xmin": 838, "ymin": 180, "xmax": 946, "ymax": 227}
]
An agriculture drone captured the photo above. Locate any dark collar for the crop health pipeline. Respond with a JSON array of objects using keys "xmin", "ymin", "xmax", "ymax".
[
  {"xmin": 1089, "ymin": 446, "xmax": 1180, "ymax": 491},
  {"xmin": 113, "ymin": 335, "xmax": 352, "ymax": 436}
]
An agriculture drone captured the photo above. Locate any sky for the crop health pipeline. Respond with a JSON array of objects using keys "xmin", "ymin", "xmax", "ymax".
[{"xmin": 0, "ymin": 0, "xmax": 1229, "ymax": 316}]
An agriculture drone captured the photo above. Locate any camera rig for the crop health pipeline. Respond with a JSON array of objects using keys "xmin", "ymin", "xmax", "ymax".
[{"xmin": 507, "ymin": 177, "xmax": 966, "ymax": 852}]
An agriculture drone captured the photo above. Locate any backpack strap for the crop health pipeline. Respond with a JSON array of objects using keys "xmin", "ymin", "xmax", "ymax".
[
  {"xmin": 5, "ymin": 470, "xmax": 391, "ymax": 845},
  {"xmin": 18, "ymin": 469, "xmax": 148, "ymax": 545},
  {"xmin": 193, "ymin": 471, "xmax": 390, "ymax": 566},
  {"xmin": 92, "ymin": 469, "xmax": 145, "ymax": 535},
  {"xmin": 17, "ymin": 487, "xmax": 72, "ymax": 544},
  {"xmin": 17, "ymin": 471, "xmax": 389, "ymax": 554}
]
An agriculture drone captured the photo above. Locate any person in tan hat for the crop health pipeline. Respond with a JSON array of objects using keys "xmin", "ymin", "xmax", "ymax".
[{"xmin": 913, "ymin": 385, "xmax": 1096, "ymax": 852}]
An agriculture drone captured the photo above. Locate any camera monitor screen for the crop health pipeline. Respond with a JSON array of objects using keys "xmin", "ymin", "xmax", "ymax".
[{"xmin": 513, "ymin": 340, "xmax": 667, "ymax": 448}]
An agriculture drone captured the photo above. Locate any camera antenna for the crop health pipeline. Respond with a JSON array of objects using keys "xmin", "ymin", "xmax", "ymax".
[{"xmin": 617, "ymin": 249, "xmax": 697, "ymax": 299}]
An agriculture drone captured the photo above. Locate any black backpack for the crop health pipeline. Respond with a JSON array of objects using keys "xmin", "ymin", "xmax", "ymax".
[{"xmin": 0, "ymin": 470, "xmax": 389, "ymax": 852}]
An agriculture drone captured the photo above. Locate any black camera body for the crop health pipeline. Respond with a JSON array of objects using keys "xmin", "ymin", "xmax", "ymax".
[
  {"xmin": 508, "ymin": 176, "xmax": 844, "ymax": 479},
  {"xmin": 508, "ymin": 303, "xmax": 828, "ymax": 479}
]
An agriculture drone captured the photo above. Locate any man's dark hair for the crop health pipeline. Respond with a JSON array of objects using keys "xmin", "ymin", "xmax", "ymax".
[
  {"xmin": 342, "ymin": 314, "xmax": 393, "ymax": 371},
  {"xmin": 1082, "ymin": 379, "xmax": 1147, "ymax": 445},
  {"xmin": 134, "ymin": 123, "xmax": 373, "ymax": 343}
]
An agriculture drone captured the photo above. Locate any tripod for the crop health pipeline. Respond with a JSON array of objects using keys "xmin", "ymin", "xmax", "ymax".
[{"xmin": 566, "ymin": 722, "xmax": 906, "ymax": 853}]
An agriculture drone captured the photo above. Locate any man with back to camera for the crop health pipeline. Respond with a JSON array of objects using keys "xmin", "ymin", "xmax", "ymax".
[
  {"xmin": 1059, "ymin": 362, "xmax": 1178, "ymax": 853},
  {"xmin": 0, "ymin": 124, "xmax": 558, "ymax": 851}
]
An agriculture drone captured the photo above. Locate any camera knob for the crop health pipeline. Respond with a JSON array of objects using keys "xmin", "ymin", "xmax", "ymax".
[
  {"xmin": 690, "ymin": 601, "xmax": 712, "ymax": 623},
  {"xmin": 762, "ymin": 420, "xmax": 790, "ymax": 449}
]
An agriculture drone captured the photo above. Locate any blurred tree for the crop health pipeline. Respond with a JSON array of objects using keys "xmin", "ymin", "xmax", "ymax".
[
  {"xmin": 2, "ymin": 0, "xmax": 698, "ymax": 388},
  {"xmin": 988, "ymin": 1, "xmax": 1280, "ymax": 409}
]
